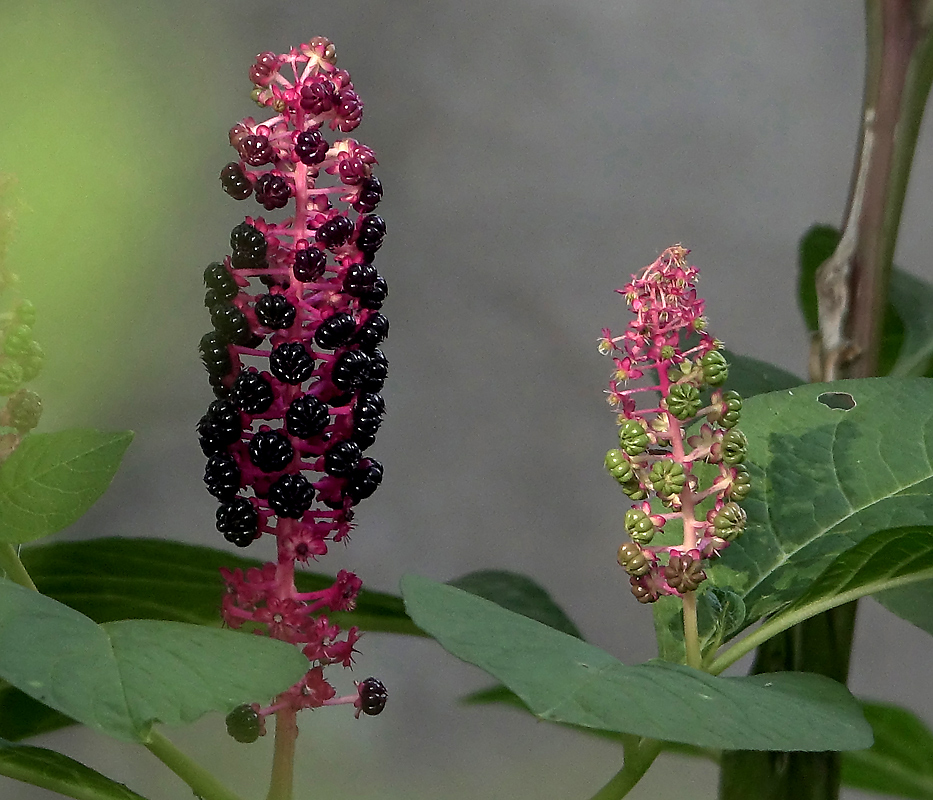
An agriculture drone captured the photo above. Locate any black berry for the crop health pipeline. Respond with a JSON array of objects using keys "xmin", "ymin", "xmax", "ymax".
[
  {"xmin": 343, "ymin": 263, "xmax": 377, "ymax": 297},
  {"xmin": 197, "ymin": 400, "xmax": 242, "ymax": 455},
  {"xmin": 352, "ymin": 176, "xmax": 383, "ymax": 213},
  {"xmin": 295, "ymin": 129, "xmax": 328, "ymax": 165},
  {"xmin": 361, "ymin": 349, "xmax": 388, "ymax": 393},
  {"xmin": 356, "ymin": 214, "xmax": 386, "ymax": 256},
  {"xmin": 254, "ymin": 173, "xmax": 291, "ymax": 211},
  {"xmin": 270, "ymin": 341, "xmax": 315, "ymax": 384},
  {"xmin": 204, "ymin": 453, "xmax": 241, "ymax": 500},
  {"xmin": 216, "ymin": 497, "xmax": 258, "ymax": 540},
  {"xmin": 286, "ymin": 394, "xmax": 329, "ymax": 439},
  {"xmin": 293, "ymin": 247, "xmax": 327, "ymax": 282},
  {"xmin": 354, "ymin": 313, "xmax": 388, "ymax": 350},
  {"xmin": 325, "ymin": 440, "xmax": 362, "ymax": 476},
  {"xmin": 268, "ymin": 473, "xmax": 315, "ymax": 518},
  {"xmin": 315, "ymin": 215, "xmax": 354, "ymax": 248},
  {"xmin": 314, "ymin": 313, "xmax": 356, "ymax": 350},
  {"xmin": 231, "ymin": 369, "xmax": 275, "ymax": 414},
  {"xmin": 358, "ymin": 677, "xmax": 388, "ymax": 716},
  {"xmin": 199, "ymin": 332, "xmax": 233, "ymax": 380},
  {"xmin": 255, "ymin": 294, "xmax": 296, "ymax": 330},
  {"xmin": 347, "ymin": 459, "xmax": 383, "ymax": 503},
  {"xmin": 210, "ymin": 304, "xmax": 256, "ymax": 346},
  {"xmin": 331, "ymin": 350, "xmax": 369, "ymax": 391},
  {"xmin": 249, "ymin": 429, "xmax": 294, "ymax": 472},
  {"xmin": 351, "ymin": 393, "xmax": 384, "ymax": 450},
  {"xmin": 358, "ymin": 275, "xmax": 388, "ymax": 309},
  {"xmin": 220, "ymin": 163, "xmax": 253, "ymax": 200},
  {"xmin": 204, "ymin": 262, "xmax": 239, "ymax": 299},
  {"xmin": 230, "ymin": 223, "xmax": 267, "ymax": 270},
  {"xmin": 240, "ymin": 134, "xmax": 274, "ymax": 166}
]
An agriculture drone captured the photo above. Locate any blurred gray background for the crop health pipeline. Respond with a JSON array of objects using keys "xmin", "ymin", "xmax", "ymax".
[{"xmin": 2, "ymin": 0, "xmax": 933, "ymax": 798}]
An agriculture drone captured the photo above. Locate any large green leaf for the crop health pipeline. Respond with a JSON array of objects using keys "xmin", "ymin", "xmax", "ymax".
[
  {"xmin": 0, "ymin": 738, "xmax": 149, "ymax": 800},
  {"xmin": 0, "ymin": 430, "xmax": 133, "ymax": 544},
  {"xmin": 0, "ymin": 578, "xmax": 307, "ymax": 742},
  {"xmin": 401, "ymin": 575, "xmax": 871, "ymax": 751},
  {"xmin": 722, "ymin": 350, "xmax": 803, "ymax": 398}
]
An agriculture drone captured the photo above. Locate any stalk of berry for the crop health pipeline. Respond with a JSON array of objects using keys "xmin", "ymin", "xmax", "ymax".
[
  {"xmin": 197, "ymin": 37, "xmax": 388, "ymax": 770},
  {"xmin": 599, "ymin": 245, "xmax": 750, "ymax": 668}
]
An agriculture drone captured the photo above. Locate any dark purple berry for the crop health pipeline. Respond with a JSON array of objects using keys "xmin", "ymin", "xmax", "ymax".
[
  {"xmin": 352, "ymin": 176, "xmax": 383, "ymax": 213},
  {"xmin": 361, "ymin": 349, "xmax": 388, "ymax": 392},
  {"xmin": 240, "ymin": 134, "xmax": 275, "ymax": 166},
  {"xmin": 230, "ymin": 223, "xmax": 267, "ymax": 270},
  {"xmin": 314, "ymin": 313, "xmax": 356, "ymax": 350},
  {"xmin": 217, "ymin": 497, "xmax": 258, "ymax": 539},
  {"xmin": 231, "ymin": 369, "xmax": 275, "ymax": 414},
  {"xmin": 347, "ymin": 459, "xmax": 383, "ymax": 503},
  {"xmin": 210, "ymin": 304, "xmax": 256, "ymax": 346},
  {"xmin": 358, "ymin": 275, "xmax": 388, "ymax": 310},
  {"xmin": 335, "ymin": 88, "xmax": 363, "ymax": 132},
  {"xmin": 293, "ymin": 247, "xmax": 327, "ymax": 282},
  {"xmin": 358, "ymin": 677, "xmax": 388, "ymax": 716},
  {"xmin": 315, "ymin": 215, "xmax": 354, "ymax": 249},
  {"xmin": 343, "ymin": 263, "xmax": 377, "ymax": 296},
  {"xmin": 255, "ymin": 294, "xmax": 296, "ymax": 330},
  {"xmin": 268, "ymin": 473, "xmax": 315, "ymax": 518},
  {"xmin": 220, "ymin": 163, "xmax": 253, "ymax": 200},
  {"xmin": 324, "ymin": 440, "xmax": 362, "ymax": 476},
  {"xmin": 249, "ymin": 52, "xmax": 278, "ymax": 86},
  {"xmin": 204, "ymin": 453, "xmax": 241, "ymax": 500},
  {"xmin": 270, "ymin": 341, "xmax": 315, "ymax": 385},
  {"xmin": 204, "ymin": 262, "xmax": 239, "ymax": 300},
  {"xmin": 249, "ymin": 428, "xmax": 294, "ymax": 472},
  {"xmin": 354, "ymin": 313, "xmax": 388, "ymax": 350},
  {"xmin": 356, "ymin": 215, "xmax": 386, "ymax": 255},
  {"xmin": 337, "ymin": 155, "xmax": 368, "ymax": 186},
  {"xmin": 197, "ymin": 400, "xmax": 242, "ymax": 454},
  {"xmin": 299, "ymin": 79, "xmax": 337, "ymax": 114},
  {"xmin": 226, "ymin": 704, "xmax": 262, "ymax": 743},
  {"xmin": 295, "ymin": 129, "xmax": 328, "ymax": 166},
  {"xmin": 351, "ymin": 393, "xmax": 385, "ymax": 450},
  {"xmin": 199, "ymin": 332, "xmax": 233, "ymax": 380},
  {"xmin": 286, "ymin": 394, "xmax": 329, "ymax": 439},
  {"xmin": 254, "ymin": 173, "xmax": 291, "ymax": 211},
  {"xmin": 331, "ymin": 350, "xmax": 369, "ymax": 391}
]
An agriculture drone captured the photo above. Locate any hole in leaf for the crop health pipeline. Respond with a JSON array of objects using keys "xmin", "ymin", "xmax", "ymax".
[{"xmin": 817, "ymin": 391, "xmax": 856, "ymax": 411}]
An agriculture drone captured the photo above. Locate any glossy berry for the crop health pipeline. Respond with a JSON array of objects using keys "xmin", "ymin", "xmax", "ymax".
[
  {"xmin": 240, "ymin": 134, "xmax": 275, "ymax": 166},
  {"xmin": 231, "ymin": 369, "xmax": 275, "ymax": 414},
  {"xmin": 334, "ymin": 87, "xmax": 363, "ymax": 132},
  {"xmin": 357, "ymin": 677, "xmax": 388, "ymax": 716},
  {"xmin": 347, "ymin": 459, "xmax": 383, "ymax": 503},
  {"xmin": 314, "ymin": 313, "xmax": 356, "ymax": 349},
  {"xmin": 249, "ymin": 428, "xmax": 294, "ymax": 472},
  {"xmin": 217, "ymin": 497, "xmax": 258, "ymax": 538},
  {"xmin": 285, "ymin": 394, "xmax": 330, "ymax": 439},
  {"xmin": 199, "ymin": 332, "xmax": 233, "ymax": 380},
  {"xmin": 210, "ymin": 304, "xmax": 256, "ymax": 346},
  {"xmin": 249, "ymin": 51, "xmax": 279, "ymax": 86},
  {"xmin": 352, "ymin": 175, "xmax": 383, "ymax": 213},
  {"xmin": 268, "ymin": 473, "xmax": 315, "ymax": 518},
  {"xmin": 293, "ymin": 247, "xmax": 327, "ymax": 282},
  {"xmin": 254, "ymin": 173, "xmax": 292, "ymax": 211},
  {"xmin": 331, "ymin": 350, "xmax": 369, "ymax": 390},
  {"xmin": 255, "ymin": 294, "xmax": 296, "ymax": 330},
  {"xmin": 230, "ymin": 223, "xmax": 267, "ymax": 270},
  {"xmin": 197, "ymin": 400, "xmax": 242, "ymax": 455},
  {"xmin": 361, "ymin": 349, "xmax": 388, "ymax": 392},
  {"xmin": 270, "ymin": 341, "xmax": 315, "ymax": 385},
  {"xmin": 203, "ymin": 262, "xmax": 239, "ymax": 301},
  {"xmin": 356, "ymin": 214, "xmax": 386, "ymax": 255},
  {"xmin": 299, "ymin": 78, "xmax": 337, "ymax": 113},
  {"xmin": 351, "ymin": 394, "xmax": 384, "ymax": 449},
  {"xmin": 295, "ymin": 129, "xmax": 328, "ymax": 165},
  {"xmin": 226, "ymin": 704, "xmax": 262, "ymax": 743},
  {"xmin": 324, "ymin": 440, "xmax": 362, "ymax": 476},
  {"xmin": 358, "ymin": 275, "xmax": 388, "ymax": 309},
  {"xmin": 220, "ymin": 163, "xmax": 253, "ymax": 200},
  {"xmin": 354, "ymin": 313, "xmax": 388, "ymax": 350},
  {"xmin": 315, "ymin": 215, "xmax": 354, "ymax": 248},
  {"xmin": 204, "ymin": 453, "xmax": 241, "ymax": 500},
  {"xmin": 343, "ymin": 263, "xmax": 377, "ymax": 296}
]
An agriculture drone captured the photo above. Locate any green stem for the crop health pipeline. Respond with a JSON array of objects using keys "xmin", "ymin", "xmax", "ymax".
[
  {"xmin": 682, "ymin": 591, "xmax": 701, "ymax": 670},
  {"xmin": 143, "ymin": 728, "xmax": 246, "ymax": 800},
  {"xmin": 0, "ymin": 543, "xmax": 37, "ymax": 591},
  {"xmin": 586, "ymin": 738, "xmax": 663, "ymax": 800},
  {"xmin": 265, "ymin": 708, "xmax": 298, "ymax": 800}
]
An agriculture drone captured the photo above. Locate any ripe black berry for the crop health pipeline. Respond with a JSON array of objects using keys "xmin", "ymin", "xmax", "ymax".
[
  {"xmin": 268, "ymin": 473, "xmax": 315, "ymax": 518},
  {"xmin": 231, "ymin": 369, "xmax": 275, "ymax": 414},
  {"xmin": 254, "ymin": 173, "xmax": 292, "ymax": 211},
  {"xmin": 356, "ymin": 214, "xmax": 386, "ymax": 256},
  {"xmin": 315, "ymin": 215, "xmax": 354, "ymax": 248},
  {"xmin": 324, "ymin": 440, "xmax": 362, "ymax": 476},
  {"xmin": 255, "ymin": 294, "xmax": 296, "ymax": 330},
  {"xmin": 204, "ymin": 453, "xmax": 241, "ymax": 500},
  {"xmin": 240, "ymin": 134, "xmax": 274, "ymax": 166},
  {"xmin": 352, "ymin": 176, "xmax": 383, "ymax": 213},
  {"xmin": 249, "ymin": 428, "xmax": 294, "ymax": 472},
  {"xmin": 293, "ymin": 247, "xmax": 327, "ymax": 282},
  {"xmin": 220, "ymin": 163, "xmax": 253, "ymax": 200},
  {"xmin": 331, "ymin": 350, "xmax": 369, "ymax": 391},
  {"xmin": 354, "ymin": 313, "xmax": 388, "ymax": 350},
  {"xmin": 286, "ymin": 394, "xmax": 329, "ymax": 439},
  {"xmin": 347, "ymin": 459, "xmax": 384, "ymax": 503},
  {"xmin": 270, "ymin": 341, "xmax": 315, "ymax": 385},
  {"xmin": 216, "ymin": 497, "xmax": 258, "ymax": 540},
  {"xmin": 197, "ymin": 399, "xmax": 242, "ymax": 455},
  {"xmin": 210, "ymin": 304, "xmax": 257, "ymax": 346},
  {"xmin": 226, "ymin": 704, "xmax": 262, "ymax": 743},
  {"xmin": 314, "ymin": 313, "xmax": 356, "ymax": 350},
  {"xmin": 343, "ymin": 263, "xmax": 377, "ymax": 296},
  {"xmin": 204, "ymin": 262, "xmax": 239, "ymax": 300},
  {"xmin": 358, "ymin": 275, "xmax": 388, "ymax": 309},
  {"xmin": 361, "ymin": 349, "xmax": 388, "ymax": 392},
  {"xmin": 357, "ymin": 677, "xmax": 388, "ymax": 716},
  {"xmin": 199, "ymin": 332, "xmax": 233, "ymax": 380},
  {"xmin": 295, "ymin": 129, "xmax": 328, "ymax": 166},
  {"xmin": 351, "ymin": 393, "xmax": 384, "ymax": 450},
  {"xmin": 230, "ymin": 223, "xmax": 267, "ymax": 270}
]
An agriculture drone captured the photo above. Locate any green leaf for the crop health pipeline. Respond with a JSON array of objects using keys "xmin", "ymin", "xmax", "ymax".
[
  {"xmin": 448, "ymin": 570, "xmax": 583, "ymax": 639},
  {"xmin": 0, "ymin": 679, "xmax": 73, "ymax": 742},
  {"xmin": 0, "ymin": 738, "xmax": 150, "ymax": 800},
  {"xmin": 874, "ymin": 578, "xmax": 933, "ymax": 637},
  {"xmin": 401, "ymin": 575, "xmax": 872, "ymax": 751},
  {"xmin": 0, "ymin": 578, "xmax": 307, "ymax": 742},
  {"xmin": 0, "ymin": 430, "xmax": 133, "ymax": 544},
  {"xmin": 888, "ymin": 270, "xmax": 933, "ymax": 377},
  {"xmin": 722, "ymin": 350, "xmax": 803, "ymax": 398},
  {"xmin": 842, "ymin": 702, "xmax": 933, "ymax": 799}
]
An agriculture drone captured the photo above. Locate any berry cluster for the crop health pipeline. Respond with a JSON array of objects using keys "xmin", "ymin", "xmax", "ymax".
[
  {"xmin": 599, "ymin": 245, "xmax": 750, "ymax": 604},
  {"xmin": 199, "ymin": 37, "xmax": 387, "ymax": 729},
  {"xmin": 0, "ymin": 299, "xmax": 43, "ymax": 460}
]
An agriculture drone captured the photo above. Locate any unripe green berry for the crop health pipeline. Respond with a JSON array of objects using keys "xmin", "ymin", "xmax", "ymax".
[
  {"xmin": 700, "ymin": 350, "xmax": 729, "ymax": 386},
  {"xmin": 713, "ymin": 501, "xmax": 747, "ymax": 541},
  {"xmin": 718, "ymin": 390, "xmax": 743, "ymax": 429},
  {"xmin": 666, "ymin": 384, "xmax": 702, "ymax": 420},
  {"xmin": 660, "ymin": 345, "xmax": 676, "ymax": 360},
  {"xmin": 617, "ymin": 542, "xmax": 650, "ymax": 576},
  {"xmin": 0, "ymin": 361, "xmax": 23, "ymax": 395},
  {"xmin": 604, "ymin": 449, "xmax": 633, "ymax": 485},
  {"xmin": 618, "ymin": 419, "xmax": 650, "ymax": 456},
  {"xmin": 621, "ymin": 479, "xmax": 648, "ymax": 501},
  {"xmin": 3, "ymin": 325, "xmax": 34, "ymax": 357},
  {"xmin": 727, "ymin": 464, "xmax": 752, "ymax": 502},
  {"xmin": 5, "ymin": 389, "xmax": 41, "ymax": 433},
  {"xmin": 649, "ymin": 460, "xmax": 686, "ymax": 498},
  {"xmin": 721, "ymin": 428, "xmax": 748, "ymax": 465},
  {"xmin": 624, "ymin": 507, "xmax": 656, "ymax": 544},
  {"xmin": 14, "ymin": 300, "xmax": 36, "ymax": 327},
  {"xmin": 226, "ymin": 704, "xmax": 262, "ymax": 743}
]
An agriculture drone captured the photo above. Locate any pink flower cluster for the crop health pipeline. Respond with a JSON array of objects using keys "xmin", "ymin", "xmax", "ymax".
[{"xmin": 600, "ymin": 245, "xmax": 750, "ymax": 604}]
